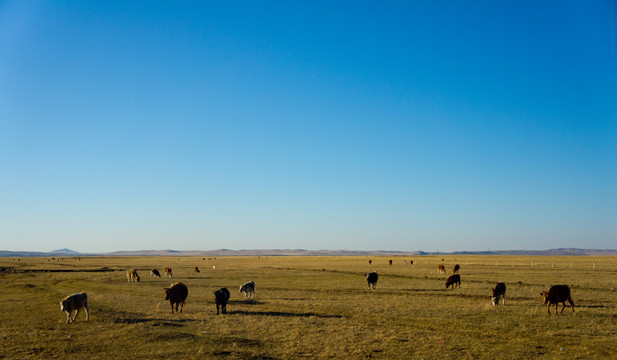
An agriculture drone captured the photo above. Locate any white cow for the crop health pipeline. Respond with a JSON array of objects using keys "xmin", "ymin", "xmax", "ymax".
[
  {"xmin": 126, "ymin": 269, "xmax": 140, "ymax": 283},
  {"xmin": 239, "ymin": 281, "xmax": 255, "ymax": 299}
]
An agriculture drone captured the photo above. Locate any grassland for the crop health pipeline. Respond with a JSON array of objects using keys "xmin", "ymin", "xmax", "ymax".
[{"xmin": 1, "ymin": 255, "xmax": 616, "ymax": 359}]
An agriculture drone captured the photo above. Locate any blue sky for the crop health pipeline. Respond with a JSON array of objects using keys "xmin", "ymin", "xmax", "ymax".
[{"xmin": 1, "ymin": 1, "xmax": 616, "ymax": 253}]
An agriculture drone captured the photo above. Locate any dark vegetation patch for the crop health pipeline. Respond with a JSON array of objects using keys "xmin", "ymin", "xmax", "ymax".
[
  {"xmin": 228, "ymin": 310, "xmax": 342, "ymax": 318},
  {"xmin": 156, "ymin": 331, "xmax": 197, "ymax": 341}
]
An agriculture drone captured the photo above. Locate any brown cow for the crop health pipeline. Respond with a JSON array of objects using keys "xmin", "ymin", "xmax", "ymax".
[
  {"xmin": 150, "ymin": 269, "xmax": 161, "ymax": 278},
  {"xmin": 164, "ymin": 267, "xmax": 173, "ymax": 278},
  {"xmin": 438, "ymin": 264, "xmax": 446, "ymax": 274},
  {"xmin": 453, "ymin": 264, "xmax": 460, "ymax": 273},
  {"xmin": 60, "ymin": 293, "xmax": 89, "ymax": 324},
  {"xmin": 368, "ymin": 259, "xmax": 372, "ymax": 265},
  {"xmin": 445, "ymin": 274, "xmax": 461, "ymax": 289},
  {"xmin": 541, "ymin": 285, "xmax": 574, "ymax": 315},
  {"xmin": 389, "ymin": 259, "xmax": 393, "ymax": 266},
  {"xmin": 126, "ymin": 269, "xmax": 140, "ymax": 283},
  {"xmin": 193, "ymin": 266, "xmax": 200, "ymax": 273},
  {"xmin": 164, "ymin": 282, "xmax": 188, "ymax": 313}
]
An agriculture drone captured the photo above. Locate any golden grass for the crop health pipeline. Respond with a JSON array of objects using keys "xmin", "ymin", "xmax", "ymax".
[{"xmin": 1, "ymin": 255, "xmax": 616, "ymax": 359}]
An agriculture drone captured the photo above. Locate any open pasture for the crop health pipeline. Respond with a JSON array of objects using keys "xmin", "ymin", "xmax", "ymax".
[{"xmin": 1, "ymin": 255, "xmax": 616, "ymax": 359}]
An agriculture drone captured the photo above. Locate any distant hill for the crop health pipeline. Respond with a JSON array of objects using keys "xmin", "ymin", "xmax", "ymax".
[
  {"xmin": 1, "ymin": 247, "xmax": 617, "ymax": 257},
  {"xmin": 53, "ymin": 248, "xmax": 80, "ymax": 254}
]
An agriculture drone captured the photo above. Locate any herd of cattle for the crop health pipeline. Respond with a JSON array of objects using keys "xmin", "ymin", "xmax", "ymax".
[
  {"xmin": 364, "ymin": 262, "xmax": 575, "ymax": 315},
  {"xmin": 59, "ymin": 261, "xmax": 575, "ymax": 324}
]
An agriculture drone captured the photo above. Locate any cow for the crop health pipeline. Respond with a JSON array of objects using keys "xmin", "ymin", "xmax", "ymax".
[
  {"xmin": 126, "ymin": 269, "xmax": 140, "ymax": 283},
  {"xmin": 365, "ymin": 271, "xmax": 378, "ymax": 289},
  {"xmin": 150, "ymin": 269, "xmax": 161, "ymax": 278},
  {"xmin": 541, "ymin": 285, "xmax": 575, "ymax": 315},
  {"xmin": 164, "ymin": 267, "xmax": 173, "ymax": 278},
  {"xmin": 453, "ymin": 264, "xmax": 460, "ymax": 273},
  {"xmin": 368, "ymin": 259, "xmax": 372, "ymax": 265},
  {"xmin": 239, "ymin": 281, "xmax": 255, "ymax": 299},
  {"xmin": 60, "ymin": 293, "xmax": 89, "ymax": 324},
  {"xmin": 445, "ymin": 274, "xmax": 461, "ymax": 289},
  {"xmin": 193, "ymin": 266, "xmax": 200, "ymax": 273},
  {"xmin": 438, "ymin": 264, "xmax": 446, "ymax": 274},
  {"xmin": 492, "ymin": 282, "xmax": 506, "ymax": 305},
  {"xmin": 389, "ymin": 259, "xmax": 393, "ymax": 266},
  {"xmin": 164, "ymin": 282, "xmax": 188, "ymax": 313},
  {"xmin": 214, "ymin": 288, "xmax": 230, "ymax": 315}
]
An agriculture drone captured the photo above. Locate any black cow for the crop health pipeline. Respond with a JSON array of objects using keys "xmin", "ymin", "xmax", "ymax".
[
  {"xmin": 214, "ymin": 288, "xmax": 230, "ymax": 315},
  {"xmin": 365, "ymin": 271, "xmax": 378, "ymax": 289},
  {"xmin": 492, "ymin": 282, "xmax": 506, "ymax": 305}
]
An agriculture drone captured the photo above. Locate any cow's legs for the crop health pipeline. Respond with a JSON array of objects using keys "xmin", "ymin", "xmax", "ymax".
[{"xmin": 72, "ymin": 309, "xmax": 80, "ymax": 322}]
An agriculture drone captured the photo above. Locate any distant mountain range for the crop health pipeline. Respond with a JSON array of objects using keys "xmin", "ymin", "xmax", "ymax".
[{"xmin": 1, "ymin": 248, "xmax": 616, "ymax": 257}]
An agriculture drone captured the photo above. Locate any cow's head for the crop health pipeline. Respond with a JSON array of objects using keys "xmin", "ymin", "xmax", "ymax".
[
  {"xmin": 491, "ymin": 287, "xmax": 499, "ymax": 305},
  {"xmin": 540, "ymin": 291, "xmax": 550, "ymax": 304},
  {"xmin": 164, "ymin": 287, "xmax": 171, "ymax": 300},
  {"xmin": 136, "ymin": 276, "xmax": 140, "ymax": 283},
  {"xmin": 60, "ymin": 298, "xmax": 71, "ymax": 312}
]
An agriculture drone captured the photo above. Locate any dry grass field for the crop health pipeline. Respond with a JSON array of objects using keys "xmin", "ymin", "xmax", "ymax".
[{"xmin": 1, "ymin": 255, "xmax": 616, "ymax": 359}]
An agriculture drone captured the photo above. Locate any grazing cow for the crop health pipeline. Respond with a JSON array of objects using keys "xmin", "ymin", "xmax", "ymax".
[
  {"xmin": 453, "ymin": 264, "xmax": 460, "ymax": 274},
  {"xmin": 492, "ymin": 282, "xmax": 506, "ymax": 305},
  {"xmin": 368, "ymin": 259, "xmax": 372, "ymax": 265},
  {"xmin": 214, "ymin": 288, "xmax": 230, "ymax": 315},
  {"xmin": 389, "ymin": 259, "xmax": 393, "ymax": 266},
  {"xmin": 239, "ymin": 281, "xmax": 255, "ymax": 299},
  {"xmin": 150, "ymin": 269, "xmax": 161, "ymax": 278},
  {"xmin": 445, "ymin": 274, "xmax": 461, "ymax": 289},
  {"xmin": 164, "ymin": 282, "xmax": 188, "ymax": 313},
  {"xmin": 365, "ymin": 271, "xmax": 378, "ymax": 289},
  {"xmin": 164, "ymin": 267, "xmax": 173, "ymax": 278},
  {"xmin": 126, "ymin": 269, "xmax": 140, "ymax": 283},
  {"xmin": 60, "ymin": 293, "xmax": 89, "ymax": 324},
  {"xmin": 438, "ymin": 264, "xmax": 446, "ymax": 274},
  {"xmin": 193, "ymin": 266, "xmax": 200, "ymax": 273},
  {"xmin": 541, "ymin": 285, "xmax": 575, "ymax": 315}
]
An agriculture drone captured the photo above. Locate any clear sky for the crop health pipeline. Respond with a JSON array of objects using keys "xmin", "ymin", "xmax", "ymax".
[{"xmin": 1, "ymin": 1, "xmax": 616, "ymax": 253}]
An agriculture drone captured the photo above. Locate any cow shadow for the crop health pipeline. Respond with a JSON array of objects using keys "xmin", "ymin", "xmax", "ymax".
[
  {"xmin": 401, "ymin": 289, "xmax": 446, "ymax": 293},
  {"xmin": 114, "ymin": 317, "xmax": 200, "ymax": 326},
  {"xmin": 228, "ymin": 299, "xmax": 263, "ymax": 305},
  {"xmin": 578, "ymin": 304, "xmax": 615, "ymax": 309},
  {"xmin": 227, "ymin": 310, "xmax": 342, "ymax": 319}
]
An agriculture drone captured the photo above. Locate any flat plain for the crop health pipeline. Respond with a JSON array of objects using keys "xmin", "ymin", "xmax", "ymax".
[{"xmin": 1, "ymin": 255, "xmax": 616, "ymax": 359}]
